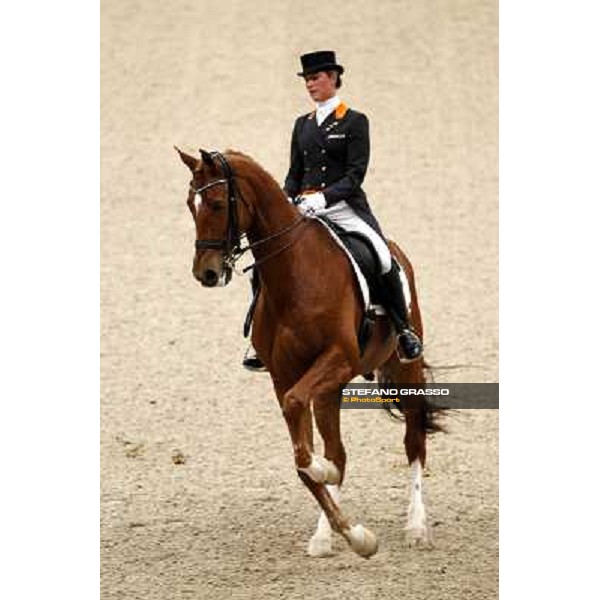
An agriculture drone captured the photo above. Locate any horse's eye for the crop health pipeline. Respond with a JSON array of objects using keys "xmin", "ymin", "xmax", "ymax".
[{"xmin": 211, "ymin": 201, "xmax": 225, "ymax": 212}]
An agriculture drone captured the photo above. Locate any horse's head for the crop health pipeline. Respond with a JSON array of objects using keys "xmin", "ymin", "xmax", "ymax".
[{"xmin": 176, "ymin": 147, "xmax": 254, "ymax": 287}]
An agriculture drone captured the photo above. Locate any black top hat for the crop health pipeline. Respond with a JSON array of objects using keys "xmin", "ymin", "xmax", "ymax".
[{"xmin": 297, "ymin": 50, "xmax": 345, "ymax": 77}]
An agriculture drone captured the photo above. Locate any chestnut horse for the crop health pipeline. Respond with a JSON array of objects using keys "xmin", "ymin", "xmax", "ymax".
[{"xmin": 176, "ymin": 147, "xmax": 443, "ymax": 558}]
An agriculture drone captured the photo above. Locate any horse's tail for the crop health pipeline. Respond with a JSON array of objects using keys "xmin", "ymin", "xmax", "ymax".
[
  {"xmin": 377, "ymin": 356, "xmax": 447, "ymax": 434},
  {"xmin": 381, "ymin": 396, "xmax": 447, "ymax": 434}
]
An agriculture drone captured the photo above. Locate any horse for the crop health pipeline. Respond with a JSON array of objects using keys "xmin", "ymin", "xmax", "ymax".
[{"xmin": 175, "ymin": 147, "xmax": 444, "ymax": 558}]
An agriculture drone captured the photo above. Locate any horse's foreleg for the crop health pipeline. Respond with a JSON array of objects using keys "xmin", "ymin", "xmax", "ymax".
[
  {"xmin": 307, "ymin": 393, "xmax": 346, "ymax": 557},
  {"xmin": 404, "ymin": 406, "xmax": 429, "ymax": 545},
  {"xmin": 307, "ymin": 484, "xmax": 340, "ymax": 557},
  {"xmin": 281, "ymin": 349, "xmax": 378, "ymax": 559}
]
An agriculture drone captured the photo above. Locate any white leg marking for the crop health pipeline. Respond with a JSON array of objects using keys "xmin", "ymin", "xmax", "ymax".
[
  {"xmin": 307, "ymin": 484, "xmax": 339, "ymax": 558},
  {"xmin": 298, "ymin": 454, "xmax": 340, "ymax": 484},
  {"xmin": 405, "ymin": 460, "xmax": 428, "ymax": 545}
]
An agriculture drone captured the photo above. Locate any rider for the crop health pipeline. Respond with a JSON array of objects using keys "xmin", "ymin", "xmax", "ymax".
[{"xmin": 242, "ymin": 50, "xmax": 423, "ymax": 370}]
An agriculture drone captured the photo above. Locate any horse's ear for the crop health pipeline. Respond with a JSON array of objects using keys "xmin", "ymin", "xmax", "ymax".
[
  {"xmin": 175, "ymin": 146, "xmax": 198, "ymax": 172},
  {"xmin": 199, "ymin": 148, "xmax": 215, "ymax": 168}
]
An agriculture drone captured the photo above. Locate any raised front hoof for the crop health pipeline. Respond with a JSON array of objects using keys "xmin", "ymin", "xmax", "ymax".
[
  {"xmin": 404, "ymin": 525, "xmax": 432, "ymax": 548},
  {"xmin": 346, "ymin": 524, "xmax": 378, "ymax": 559},
  {"xmin": 307, "ymin": 534, "xmax": 333, "ymax": 558}
]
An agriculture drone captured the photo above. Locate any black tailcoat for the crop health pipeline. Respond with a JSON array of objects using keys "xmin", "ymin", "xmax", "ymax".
[{"xmin": 283, "ymin": 103, "xmax": 384, "ymax": 236}]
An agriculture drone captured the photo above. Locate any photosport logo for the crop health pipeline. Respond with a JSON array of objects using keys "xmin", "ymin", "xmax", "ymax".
[{"xmin": 339, "ymin": 383, "xmax": 499, "ymax": 410}]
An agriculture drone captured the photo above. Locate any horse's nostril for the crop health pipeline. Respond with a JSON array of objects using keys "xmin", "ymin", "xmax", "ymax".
[{"xmin": 202, "ymin": 269, "xmax": 219, "ymax": 287}]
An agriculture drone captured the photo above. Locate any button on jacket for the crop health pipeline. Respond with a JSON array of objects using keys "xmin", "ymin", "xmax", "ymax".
[{"xmin": 283, "ymin": 103, "xmax": 383, "ymax": 235}]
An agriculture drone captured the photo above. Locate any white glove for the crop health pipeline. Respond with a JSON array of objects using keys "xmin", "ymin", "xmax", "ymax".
[{"xmin": 296, "ymin": 192, "xmax": 327, "ymax": 215}]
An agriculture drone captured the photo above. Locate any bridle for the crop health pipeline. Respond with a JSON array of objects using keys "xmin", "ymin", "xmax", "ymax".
[
  {"xmin": 190, "ymin": 151, "xmax": 308, "ymax": 278},
  {"xmin": 193, "ymin": 151, "xmax": 242, "ymax": 257}
]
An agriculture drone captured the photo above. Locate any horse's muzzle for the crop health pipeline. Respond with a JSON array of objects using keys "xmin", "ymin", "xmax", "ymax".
[
  {"xmin": 199, "ymin": 268, "xmax": 219, "ymax": 287},
  {"xmin": 193, "ymin": 265, "xmax": 232, "ymax": 287}
]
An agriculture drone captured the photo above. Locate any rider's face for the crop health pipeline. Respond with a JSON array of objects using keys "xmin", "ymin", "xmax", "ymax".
[{"xmin": 304, "ymin": 71, "xmax": 337, "ymax": 103}]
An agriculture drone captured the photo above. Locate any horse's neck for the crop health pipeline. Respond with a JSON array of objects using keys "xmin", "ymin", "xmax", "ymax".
[
  {"xmin": 248, "ymin": 195, "xmax": 297, "ymax": 248},
  {"xmin": 245, "ymin": 175, "xmax": 307, "ymax": 298}
]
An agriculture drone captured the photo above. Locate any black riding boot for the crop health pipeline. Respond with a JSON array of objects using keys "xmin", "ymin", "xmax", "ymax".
[
  {"xmin": 379, "ymin": 263, "xmax": 423, "ymax": 362},
  {"xmin": 242, "ymin": 271, "xmax": 267, "ymax": 371}
]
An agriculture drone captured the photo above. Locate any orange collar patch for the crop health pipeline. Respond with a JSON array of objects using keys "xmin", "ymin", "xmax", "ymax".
[{"xmin": 335, "ymin": 102, "xmax": 348, "ymax": 119}]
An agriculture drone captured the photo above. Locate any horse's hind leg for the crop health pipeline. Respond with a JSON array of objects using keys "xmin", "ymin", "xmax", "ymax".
[
  {"xmin": 403, "ymin": 403, "xmax": 429, "ymax": 545},
  {"xmin": 378, "ymin": 353, "xmax": 431, "ymax": 545}
]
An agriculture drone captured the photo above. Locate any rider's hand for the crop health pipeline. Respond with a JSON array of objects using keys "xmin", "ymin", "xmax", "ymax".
[{"xmin": 296, "ymin": 192, "xmax": 326, "ymax": 215}]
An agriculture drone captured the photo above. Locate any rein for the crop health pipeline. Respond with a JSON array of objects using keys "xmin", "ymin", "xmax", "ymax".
[
  {"xmin": 240, "ymin": 216, "xmax": 310, "ymax": 274},
  {"xmin": 192, "ymin": 151, "xmax": 309, "ymax": 275}
]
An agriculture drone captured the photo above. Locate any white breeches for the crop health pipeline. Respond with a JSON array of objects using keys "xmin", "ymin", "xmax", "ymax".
[{"xmin": 314, "ymin": 201, "xmax": 392, "ymax": 274}]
